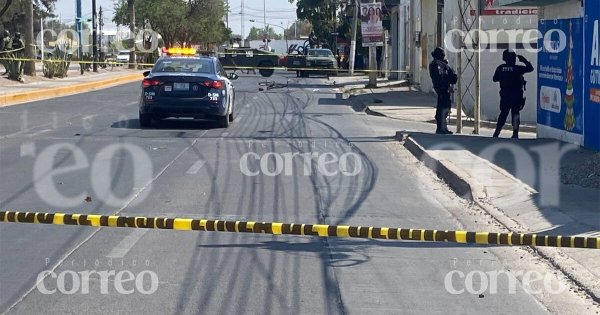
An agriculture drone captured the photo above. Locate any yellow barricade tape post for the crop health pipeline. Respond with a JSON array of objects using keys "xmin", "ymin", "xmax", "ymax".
[{"xmin": 1, "ymin": 211, "xmax": 598, "ymax": 249}]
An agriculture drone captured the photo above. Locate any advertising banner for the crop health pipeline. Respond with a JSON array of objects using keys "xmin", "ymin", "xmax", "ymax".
[
  {"xmin": 482, "ymin": 0, "xmax": 537, "ymax": 16},
  {"xmin": 538, "ymin": 18, "xmax": 585, "ymax": 136},
  {"xmin": 360, "ymin": 2, "xmax": 383, "ymax": 47},
  {"xmin": 584, "ymin": 2, "xmax": 600, "ymax": 150}
]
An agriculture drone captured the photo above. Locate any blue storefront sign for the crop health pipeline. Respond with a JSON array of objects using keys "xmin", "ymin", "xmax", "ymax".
[
  {"xmin": 584, "ymin": 2, "xmax": 600, "ymax": 150},
  {"xmin": 538, "ymin": 18, "xmax": 585, "ymax": 140}
]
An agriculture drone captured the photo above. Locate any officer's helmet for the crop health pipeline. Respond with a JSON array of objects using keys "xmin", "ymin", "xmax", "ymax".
[
  {"xmin": 502, "ymin": 49, "xmax": 517, "ymax": 65},
  {"xmin": 431, "ymin": 47, "xmax": 445, "ymax": 60}
]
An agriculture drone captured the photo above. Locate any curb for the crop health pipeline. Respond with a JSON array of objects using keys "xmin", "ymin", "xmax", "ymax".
[
  {"xmin": 342, "ymin": 80, "xmax": 409, "ymax": 95},
  {"xmin": 374, "ymin": 107, "xmax": 536, "ymax": 133},
  {"xmin": 398, "ymin": 131, "xmax": 600, "ymax": 302},
  {"xmin": 0, "ymin": 73, "xmax": 143, "ymax": 107}
]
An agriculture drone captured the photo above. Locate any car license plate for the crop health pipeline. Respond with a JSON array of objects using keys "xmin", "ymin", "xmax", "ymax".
[
  {"xmin": 293, "ymin": 61, "xmax": 300, "ymax": 65},
  {"xmin": 174, "ymin": 83, "xmax": 189, "ymax": 91}
]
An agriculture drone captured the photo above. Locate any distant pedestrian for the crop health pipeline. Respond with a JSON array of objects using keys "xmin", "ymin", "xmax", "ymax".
[
  {"xmin": 492, "ymin": 50, "xmax": 534, "ymax": 139},
  {"xmin": 429, "ymin": 47, "xmax": 457, "ymax": 134}
]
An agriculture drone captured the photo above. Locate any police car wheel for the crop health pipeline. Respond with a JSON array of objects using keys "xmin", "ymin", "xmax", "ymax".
[
  {"xmin": 139, "ymin": 112, "xmax": 152, "ymax": 128},
  {"xmin": 218, "ymin": 115, "xmax": 230, "ymax": 128},
  {"xmin": 228, "ymin": 106, "xmax": 235, "ymax": 122}
]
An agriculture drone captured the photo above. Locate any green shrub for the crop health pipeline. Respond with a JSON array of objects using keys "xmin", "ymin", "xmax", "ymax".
[
  {"xmin": 43, "ymin": 49, "xmax": 72, "ymax": 78},
  {"xmin": 76, "ymin": 54, "xmax": 93, "ymax": 73}
]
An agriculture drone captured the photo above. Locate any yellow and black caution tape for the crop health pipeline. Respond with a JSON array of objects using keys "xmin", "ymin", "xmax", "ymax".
[
  {"xmin": 0, "ymin": 57, "xmax": 155, "ymax": 67},
  {"xmin": 0, "ymin": 47, "xmax": 25, "ymax": 54},
  {"xmin": 0, "ymin": 56, "xmax": 409, "ymax": 74},
  {"xmin": 1, "ymin": 211, "xmax": 598, "ymax": 249}
]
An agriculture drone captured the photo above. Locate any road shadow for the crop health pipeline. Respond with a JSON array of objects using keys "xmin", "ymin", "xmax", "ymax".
[
  {"xmin": 286, "ymin": 82, "xmax": 336, "ymax": 89},
  {"xmin": 197, "ymin": 238, "xmax": 480, "ymax": 268},
  {"xmin": 318, "ymin": 94, "xmax": 350, "ymax": 106},
  {"xmin": 408, "ymin": 132, "xmax": 600, "ymax": 236},
  {"xmin": 110, "ymin": 118, "xmax": 221, "ymax": 130}
]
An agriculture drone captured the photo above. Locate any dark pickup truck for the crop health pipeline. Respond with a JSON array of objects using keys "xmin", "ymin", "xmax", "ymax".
[
  {"xmin": 286, "ymin": 48, "xmax": 339, "ymax": 78},
  {"xmin": 218, "ymin": 47, "xmax": 280, "ymax": 77}
]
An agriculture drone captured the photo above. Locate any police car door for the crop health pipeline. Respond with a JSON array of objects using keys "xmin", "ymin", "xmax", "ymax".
[{"xmin": 217, "ymin": 61, "xmax": 233, "ymax": 111}]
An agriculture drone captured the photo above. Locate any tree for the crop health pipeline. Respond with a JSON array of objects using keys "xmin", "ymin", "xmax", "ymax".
[
  {"xmin": 127, "ymin": 0, "xmax": 135, "ymax": 68},
  {"xmin": 284, "ymin": 20, "xmax": 312, "ymax": 40},
  {"xmin": 290, "ymin": 0, "xmax": 337, "ymax": 44},
  {"xmin": 113, "ymin": 0, "xmax": 230, "ymax": 48},
  {"xmin": 247, "ymin": 26, "xmax": 282, "ymax": 41},
  {"xmin": 1, "ymin": 0, "xmax": 57, "ymax": 32},
  {"xmin": 24, "ymin": 0, "xmax": 34, "ymax": 76},
  {"xmin": 289, "ymin": 0, "xmax": 357, "ymax": 50}
]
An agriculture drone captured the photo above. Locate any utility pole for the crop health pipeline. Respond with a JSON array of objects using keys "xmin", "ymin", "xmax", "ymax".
[
  {"xmin": 127, "ymin": 0, "xmax": 136, "ymax": 69},
  {"xmin": 92, "ymin": 0, "xmax": 98, "ymax": 72},
  {"xmin": 241, "ymin": 0, "xmax": 245, "ymax": 40},
  {"xmin": 24, "ymin": 0, "xmax": 35, "ymax": 76},
  {"xmin": 99, "ymin": 7, "xmax": 104, "ymax": 57},
  {"xmin": 456, "ymin": 39, "xmax": 463, "ymax": 134},
  {"xmin": 76, "ymin": 0, "xmax": 83, "ymax": 58},
  {"xmin": 474, "ymin": 0, "xmax": 481, "ymax": 135},
  {"xmin": 40, "ymin": 16, "xmax": 44, "ymax": 62},
  {"xmin": 368, "ymin": 0, "xmax": 377, "ymax": 87},
  {"xmin": 349, "ymin": 0, "xmax": 358, "ymax": 75}
]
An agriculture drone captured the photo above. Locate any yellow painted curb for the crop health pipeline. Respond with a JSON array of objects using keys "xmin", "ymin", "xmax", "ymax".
[{"xmin": 0, "ymin": 73, "xmax": 143, "ymax": 107}]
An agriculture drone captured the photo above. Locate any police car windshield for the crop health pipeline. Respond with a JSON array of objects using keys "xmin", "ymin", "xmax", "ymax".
[
  {"xmin": 307, "ymin": 49, "xmax": 333, "ymax": 57},
  {"xmin": 153, "ymin": 58, "xmax": 214, "ymax": 74}
]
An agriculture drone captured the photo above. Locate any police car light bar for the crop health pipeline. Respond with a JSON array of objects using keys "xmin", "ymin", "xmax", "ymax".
[{"xmin": 162, "ymin": 47, "xmax": 197, "ymax": 56}]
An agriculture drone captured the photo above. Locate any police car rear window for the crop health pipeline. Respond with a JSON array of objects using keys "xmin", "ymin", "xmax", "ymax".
[{"xmin": 154, "ymin": 59, "xmax": 214, "ymax": 74}]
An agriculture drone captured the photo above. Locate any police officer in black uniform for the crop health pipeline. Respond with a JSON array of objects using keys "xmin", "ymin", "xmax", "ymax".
[
  {"xmin": 429, "ymin": 47, "xmax": 457, "ymax": 134},
  {"xmin": 492, "ymin": 50, "xmax": 534, "ymax": 138}
]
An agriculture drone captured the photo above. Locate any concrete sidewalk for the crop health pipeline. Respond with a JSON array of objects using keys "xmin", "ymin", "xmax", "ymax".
[
  {"xmin": 359, "ymin": 87, "xmax": 537, "ymax": 133},
  {"xmin": 0, "ymin": 68, "xmax": 143, "ymax": 107},
  {"xmin": 401, "ymin": 132, "xmax": 600, "ymax": 301},
  {"xmin": 354, "ymin": 88, "xmax": 600, "ymax": 301}
]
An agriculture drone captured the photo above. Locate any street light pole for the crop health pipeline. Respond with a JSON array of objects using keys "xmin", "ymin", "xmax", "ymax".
[
  {"xmin": 40, "ymin": 16, "xmax": 44, "ymax": 62},
  {"xmin": 349, "ymin": 0, "xmax": 358, "ymax": 75},
  {"xmin": 92, "ymin": 0, "xmax": 98, "ymax": 72}
]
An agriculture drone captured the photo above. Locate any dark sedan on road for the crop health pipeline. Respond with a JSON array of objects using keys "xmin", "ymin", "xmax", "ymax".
[{"xmin": 139, "ymin": 55, "xmax": 238, "ymax": 128}]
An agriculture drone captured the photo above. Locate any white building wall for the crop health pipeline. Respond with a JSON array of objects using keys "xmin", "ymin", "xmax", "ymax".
[
  {"xmin": 443, "ymin": 1, "xmax": 539, "ymax": 123},
  {"xmin": 540, "ymin": 0, "xmax": 583, "ymax": 20},
  {"xmin": 413, "ymin": 0, "xmax": 437, "ymax": 93}
]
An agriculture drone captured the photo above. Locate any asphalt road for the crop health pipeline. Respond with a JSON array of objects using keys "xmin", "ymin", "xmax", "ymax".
[{"xmin": 0, "ymin": 72, "xmax": 594, "ymax": 314}]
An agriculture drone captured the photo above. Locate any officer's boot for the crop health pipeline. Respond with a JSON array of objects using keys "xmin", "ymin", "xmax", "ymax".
[
  {"xmin": 493, "ymin": 127, "xmax": 501, "ymax": 138},
  {"xmin": 435, "ymin": 108, "xmax": 444, "ymax": 134},
  {"xmin": 443, "ymin": 108, "xmax": 453, "ymax": 134},
  {"xmin": 511, "ymin": 112, "xmax": 520, "ymax": 139},
  {"xmin": 511, "ymin": 127, "xmax": 519, "ymax": 139}
]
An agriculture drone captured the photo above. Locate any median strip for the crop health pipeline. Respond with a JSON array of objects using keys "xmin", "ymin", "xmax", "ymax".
[
  {"xmin": 0, "ymin": 73, "xmax": 143, "ymax": 107},
  {"xmin": 1, "ymin": 210, "xmax": 598, "ymax": 249}
]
